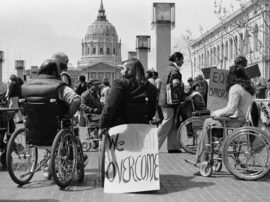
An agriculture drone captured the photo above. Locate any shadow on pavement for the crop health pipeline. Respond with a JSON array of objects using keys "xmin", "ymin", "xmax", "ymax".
[
  {"xmin": 156, "ymin": 174, "xmax": 215, "ymax": 194},
  {"xmin": 18, "ymin": 179, "xmax": 55, "ymax": 189}
]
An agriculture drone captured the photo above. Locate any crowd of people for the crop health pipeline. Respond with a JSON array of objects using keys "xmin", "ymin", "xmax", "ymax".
[{"xmin": 1, "ymin": 49, "xmax": 269, "ymax": 180}]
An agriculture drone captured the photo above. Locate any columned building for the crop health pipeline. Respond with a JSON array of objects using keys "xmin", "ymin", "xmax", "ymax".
[
  {"xmin": 191, "ymin": 0, "xmax": 270, "ymax": 79},
  {"xmin": 77, "ymin": 0, "xmax": 122, "ymax": 84}
]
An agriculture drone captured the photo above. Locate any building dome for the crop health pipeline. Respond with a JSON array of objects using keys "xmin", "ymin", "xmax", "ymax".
[
  {"xmin": 84, "ymin": 0, "xmax": 118, "ymax": 41},
  {"xmin": 86, "ymin": 20, "xmax": 118, "ymax": 40}
]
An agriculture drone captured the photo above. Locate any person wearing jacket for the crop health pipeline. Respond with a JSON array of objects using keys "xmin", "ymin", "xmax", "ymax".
[
  {"xmin": 7, "ymin": 74, "xmax": 23, "ymax": 123},
  {"xmin": 98, "ymin": 58, "xmax": 157, "ymax": 133},
  {"xmin": 158, "ymin": 52, "xmax": 185, "ymax": 153}
]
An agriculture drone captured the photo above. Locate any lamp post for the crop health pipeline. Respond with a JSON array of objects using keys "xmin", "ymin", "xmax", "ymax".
[
  {"xmin": 128, "ymin": 51, "xmax": 137, "ymax": 59},
  {"xmin": 15, "ymin": 60, "xmax": 25, "ymax": 80},
  {"xmin": 136, "ymin": 35, "xmax": 150, "ymax": 71},
  {"xmin": 152, "ymin": 3, "xmax": 175, "ymax": 77},
  {"xmin": 0, "ymin": 51, "xmax": 4, "ymax": 83}
]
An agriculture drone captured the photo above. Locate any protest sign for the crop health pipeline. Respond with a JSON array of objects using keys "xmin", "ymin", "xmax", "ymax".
[
  {"xmin": 207, "ymin": 68, "xmax": 229, "ymax": 112},
  {"xmin": 201, "ymin": 66, "xmax": 217, "ymax": 79},
  {"xmin": 244, "ymin": 63, "xmax": 260, "ymax": 79},
  {"xmin": 104, "ymin": 124, "xmax": 159, "ymax": 193}
]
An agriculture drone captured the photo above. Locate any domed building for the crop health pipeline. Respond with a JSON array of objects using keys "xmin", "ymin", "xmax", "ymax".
[{"xmin": 77, "ymin": 0, "xmax": 122, "ymax": 84}]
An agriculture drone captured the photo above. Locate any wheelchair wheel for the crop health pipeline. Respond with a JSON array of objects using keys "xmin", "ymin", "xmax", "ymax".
[
  {"xmin": 82, "ymin": 141, "xmax": 91, "ymax": 152},
  {"xmin": 199, "ymin": 161, "xmax": 213, "ymax": 177},
  {"xmin": 99, "ymin": 135, "xmax": 107, "ymax": 187},
  {"xmin": 223, "ymin": 126, "xmax": 270, "ymax": 180},
  {"xmin": 6, "ymin": 128, "xmax": 38, "ymax": 186},
  {"xmin": 213, "ymin": 160, "xmax": 222, "ymax": 172},
  {"xmin": 51, "ymin": 129, "xmax": 77, "ymax": 188},
  {"xmin": 91, "ymin": 140, "xmax": 99, "ymax": 150},
  {"xmin": 178, "ymin": 117, "xmax": 204, "ymax": 154},
  {"xmin": 76, "ymin": 138, "xmax": 85, "ymax": 182}
]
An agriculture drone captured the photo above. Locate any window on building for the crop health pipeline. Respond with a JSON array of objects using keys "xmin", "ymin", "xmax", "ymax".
[
  {"xmin": 113, "ymin": 48, "xmax": 116, "ymax": 55},
  {"xmin": 107, "ymin": 48, "xmax": 110, "ymax": 54},
  {"xmin": 100, "ymin": 48, "xmax": 103, "ymax": 54},
  {"xmin": 92, "ymin": 47, "xmax": 96, "ymax": 54},
  {"xmin": 253, "ymin": 24, "xmax": 259, "ymax": 52}
]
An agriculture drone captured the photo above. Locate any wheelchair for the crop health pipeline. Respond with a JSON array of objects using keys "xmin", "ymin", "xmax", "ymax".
[
  {"xmin": 196, "ymin": 99, "xmax": 270, "ymax": 180},
  {"xmin": 0, "ymin": 108, "xmax": 16, "ymax": 168},
  {"xmin": 6, "ymin": 98, "xmax": 85, "ymax": 188},
  {"xmin": 177, "ymin": 98, "xmax": 210, "ymax": 154},
  {"xmin": 80, "ymin": 110, "xmax": 100, "ymax": 152}
]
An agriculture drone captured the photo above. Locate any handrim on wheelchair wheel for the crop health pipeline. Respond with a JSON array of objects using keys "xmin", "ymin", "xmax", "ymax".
[
  {"xmin": 178, "ymin": 117, "xmax": 204, "ymax": 154},
  {"xmin": 51, "ymin": 129, "xmax": 77, "ymax": 188},
  {"xmin": 6, "ymin": 128, "xmax": 38, "ymax": 186},
  {"xmin": 223, "ymin": 126, "xmax": 270, "ymax": 180}
]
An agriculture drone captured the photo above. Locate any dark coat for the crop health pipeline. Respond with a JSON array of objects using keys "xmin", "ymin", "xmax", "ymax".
[
  {"xmin": 7, "ymin": 80, "xmax": 20, "ymax": 98},
  {"xmin": 158, "ymin": 63, "xmax": 183, "ymax": 107},
  {"xmin": 75, "ymin": 82, "xmax": 87, "ymax": 96},
  {"xmin": 99, "ymin": 79, "xmax": 157, "ymax": 128}
]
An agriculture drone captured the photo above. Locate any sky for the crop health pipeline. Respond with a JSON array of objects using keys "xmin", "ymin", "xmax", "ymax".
[{"xmin": 0, "ymin": 0, "xmax": 242, "ymax": 82}]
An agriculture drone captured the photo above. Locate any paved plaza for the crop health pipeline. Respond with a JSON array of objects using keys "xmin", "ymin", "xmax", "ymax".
[{"xmin": 1, "ymin": 126, "xmax": 270, "ymax": 202}]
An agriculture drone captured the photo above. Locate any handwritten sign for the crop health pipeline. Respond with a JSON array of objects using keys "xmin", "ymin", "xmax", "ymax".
[
  {"xmin": 104, "ymin": 124, "xmax": 159, "ymax": 193},
  {"xmin": 207, "ymin": 68, "xmax": 229, "ymax": 112}
]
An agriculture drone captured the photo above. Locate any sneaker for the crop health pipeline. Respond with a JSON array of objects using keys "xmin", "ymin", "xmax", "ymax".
[{"xmin": 83, "ymin": 154, "xmax": 89, "ymax": 167}]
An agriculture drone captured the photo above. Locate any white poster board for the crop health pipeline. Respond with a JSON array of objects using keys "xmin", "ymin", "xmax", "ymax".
[
  {"xmin": 104, "ymin": 124, "xmax": 159, "ymax": 193},
  {"xmin": 207, "ymin": 68, "xmax": 229, "ymax": 112}
]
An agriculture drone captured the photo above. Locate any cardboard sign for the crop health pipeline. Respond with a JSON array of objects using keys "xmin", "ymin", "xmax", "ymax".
[
  {"xmin": 104, "ymin": 124, "xmax": 159, "ymax": 193},
  {"xmin": 245, "ymin": 64, "xmax": 261, "ymax": 79},
  {"xmin": 201, "ymin": 66, "xmax": 217, "ymax": 79},
  {"xmin": 207, "ymin": 68, "xmax": 229, "ymax": 112}
]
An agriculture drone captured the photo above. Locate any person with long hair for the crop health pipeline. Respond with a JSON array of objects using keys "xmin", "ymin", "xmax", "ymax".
[
  {"xmin": 195, "ymin": 61, "xmax": 255, "ymax": 166},
  {"xmin": 158, "ymin": 51, "xmax": 185, "ymax": 153},
  {"xmin": 98, "ymin": 58, "xmax": 157, "ymax": 133}
]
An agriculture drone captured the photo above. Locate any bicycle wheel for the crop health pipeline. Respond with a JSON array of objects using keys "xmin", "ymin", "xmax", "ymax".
[
  {"xmin": 51, "ymin": 129, "xmax": 77, "ymax": 188},
  {"xmin": 76, "ymin": 137, "xmax": 85, "ymax": 182},
  {"xmin": 6, "ymin": 128, "xmax": 38, "ymax": 186},
  {"xmin": 178, "ymin": 117, "xmax": 204, "ymax": 154},
  {"xmin": 223, "ymin": 126, "xmax": 270, "ymax": 180}
]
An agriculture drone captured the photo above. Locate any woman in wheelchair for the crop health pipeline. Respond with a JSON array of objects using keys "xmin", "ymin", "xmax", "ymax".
[
  {"xmin": 195, "ymin": 62, "xmax": 255, "ymax": 166},
  {"xmin": 98, "ymin": 58, "xmax": 157, "ymax": 135}
]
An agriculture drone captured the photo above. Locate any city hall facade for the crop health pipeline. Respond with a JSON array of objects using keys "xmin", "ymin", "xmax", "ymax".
[{"xmin": 191, "ymin": 0, "xmax": 270, "ymax": 79}]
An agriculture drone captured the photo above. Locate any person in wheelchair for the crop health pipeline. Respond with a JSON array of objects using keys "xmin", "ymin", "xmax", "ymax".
[
  {"xmin": 98, "ymin": 58, "xmax": 157, "ymax": 135},
  {"xmin": 177, "ymin": 82, "xmax": 206, "ymax": 126},
  {"xmin": 21, "ymin": 59, "xmax": 89, "ymax": 163},
  {"xmin": 177, "ymin": 82, "xmax": 206, "ymax": 134},
  {"xmin": 80, "ymin": 79, "xmax": 103, "ymax": 128},
  {"xmin": 195, "ymin": 59, "xmax": 255, "ymax": 165}
]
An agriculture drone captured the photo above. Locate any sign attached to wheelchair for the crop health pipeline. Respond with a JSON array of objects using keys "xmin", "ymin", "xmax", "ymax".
[
  {"xmin": 207, "ymin": 68, "xmax": 229, "ymax": 112},
  {"xmin": 104, "ymin": 124, "xmax": 159, "ymax": 193}
]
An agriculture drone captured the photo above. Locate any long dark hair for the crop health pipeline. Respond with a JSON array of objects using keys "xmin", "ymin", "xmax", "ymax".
[
  {"xmin": 122, "ymin": 58, "xmax": 148, "ymax": 87},
  {"xmin": 169, "ymin": 52, "xmax": 183, "ymax": 62},
  {"xmin": 226, "ymin": 65, "xmax": 255, "ymax": 95}
]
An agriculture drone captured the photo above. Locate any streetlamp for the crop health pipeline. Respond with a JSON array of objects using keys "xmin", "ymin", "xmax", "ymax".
[
  {"xmin": 136, "ymin": 35, "xmax": 150, "ymax": 70},
  {"xmin": 152, "ymin": 3, "xmax": 175, "ymax": 77}
]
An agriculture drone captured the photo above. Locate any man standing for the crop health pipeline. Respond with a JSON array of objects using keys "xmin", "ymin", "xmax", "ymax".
[
  {"xmin": 52, "ymin": 52, "xmax": 72, "ymax": 87},
  {"xmin": 80, "ymin": 80, "xmax": 103, "ymax": 126}
]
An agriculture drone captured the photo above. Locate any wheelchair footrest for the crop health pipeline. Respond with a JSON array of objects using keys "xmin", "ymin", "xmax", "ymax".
[{"xmin": 184, "ymin": 159, "xmax": 199, "ymax": 168}]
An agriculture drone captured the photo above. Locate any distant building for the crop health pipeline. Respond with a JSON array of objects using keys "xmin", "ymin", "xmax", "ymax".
[
  {"xmin": 191, "ymin": 0, "xmax": 270, "ymax": 79},
  {"xmin": 77, "ymin": 0, "xmax": 122, "ymax": 84}
]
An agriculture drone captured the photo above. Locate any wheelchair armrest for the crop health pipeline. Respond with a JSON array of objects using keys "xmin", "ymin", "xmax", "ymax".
[
  {"xmin": 192, "ymin": 110, "xmax": 211, "ymax": 117},
  {"xmin": 213, "ymin": 116, "xmax": 246, "ymax": 123}
]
